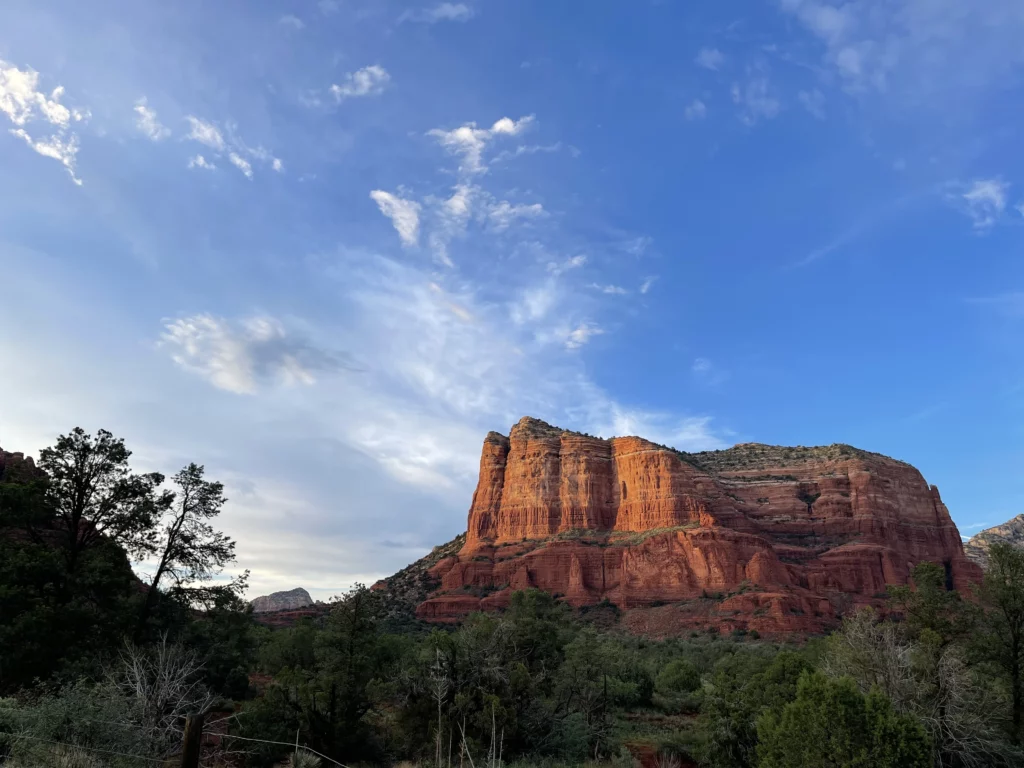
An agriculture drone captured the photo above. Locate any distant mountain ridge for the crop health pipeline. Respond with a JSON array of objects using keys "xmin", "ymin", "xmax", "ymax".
[
  {"xmin": 963, "ymin": 515, "xmax": 1024, "ymax": 567},
  {"xmin": 250, "ymin": 587, "xmax": 314, "ymax": 613}
]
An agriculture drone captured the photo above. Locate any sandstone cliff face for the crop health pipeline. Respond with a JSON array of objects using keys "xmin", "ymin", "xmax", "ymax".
[
  {"xmin": 250, "ymin": 587, "xmax": 314, "ymax": 613},
  {"xmin": 0, "ymin": 446, "xmax": 39, "ymax": 483},
  {"xmin": 964, "ymin": 515, "xmax": 1024, "ymax": 568},
  {"xmin": 417, "ymin": 417, "xmax": 980, "ymax": 635}
]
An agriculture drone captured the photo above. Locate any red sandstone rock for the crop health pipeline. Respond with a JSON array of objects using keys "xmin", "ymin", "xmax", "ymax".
[{"xmin": 417, "ymin": 417, "xmax": 981, "ymax": 635}]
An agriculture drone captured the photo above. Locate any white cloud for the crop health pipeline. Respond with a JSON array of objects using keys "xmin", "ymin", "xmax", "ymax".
[
  {"xmin": 228, "ymin": 152, "xmax": 253, "ymax": 179},
  {"xmin": 184, "ymin": 116, "xmax": 280, "ymax": 178},
  {"xmin": 330, "ymin": 65, "xmax": 391, "ymax": 101},
  {"xmin": 428, "ymin": 115, "xmax": 535, "ymax": 175},
  {"xmin": 510, "ymin": 283, "xmax": 559, "ymax": 326},
  {"xmin": 370, "ymin": 190, "xmax": 422, "ymax": 247},
  {"xmin": 959, "ymin": 179, "xmax": 1009, "ymax": 230},
  {"xmin": 134, "ymin": 98, "xmax": 170, "ymax": 141},
  {"xmin": 779, "ymin": 0, "xmax": 1024, "ymax": 99},
  {"xmin": 1017, "ymin": 202, "xmax": 1024, "ymax": 218},
  {"xmin": 696, "ymin": 47, "xmax": 725, "ymax": 71},
  {"xmin": 487, "ymin": 201, "xmax": 546, "ymax": 231},
  {"xmin": 9, "ymin": 128, "xmax": 81, "ymax": 185},
  {"xmin": 161, "ymin": 314, "xmax": 342, "ymax": 395},
  {"xmin": 0, "ymin": 60, "xmax": 87, "ymax": 184},
  {"xmin": 684, "ymin": 99, "xmax": 707, "ymax": 120},
  {"xmin": 0, "ymin": 61, "xmax": 86, "ymax": 127},
  {"xmin": 565, "ymin": 322, "xmax": 603, "ymax": 349},
  {"xmin": 731, "ymin": 78, "xmax": 781, "ymax": 125},
  {"xmin": 622, "ymin": 235, "xmax": 652, "ymax": 257},
  {"xmin": 400, "ymin": 3, "xmax": 475, "ymax": 23},
  {"xmin": 188, "ymin": 154, "xmax": 215, "ymax": 170},
  {"xmin": 547, "ymin": 254, "xmax": 588, "ymax": 275},
  {"xmin": 639, "ymin": 276, "xmax": 657, "ymax": 294},
  {"xmin": 279, "ymin": 14, "xmax": 305, "ymax": 29},
  {"xmin": 798, "ymin": 89, "xmax": 826, "ymax": 119},
  {"xmin": 589, "ymin": 283, "xmax": 628, "ymax": 295},
  {"xmin": 595, "ymin": 407, "xmax": 728, "ymax": 451},
  {"xmin": 185, "ymin": 116, "xmax": 225, "ymax": 151}
]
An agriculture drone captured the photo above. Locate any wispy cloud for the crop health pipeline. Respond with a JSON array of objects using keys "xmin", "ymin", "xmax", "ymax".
[
  {"xmin": 330, "ymin": 65, "xmax": 391, "ymax": 101},
  {"xmin": 187, "ymin": 154, "xmax": 215, "ymax": 170},
  {"xmin": 565, "ymin": 322, "xmax": 603, "ymax": 349},
  {"xmin": 400, "ymin": 3, "xmax": 475, "ymax": 24},
  {"xmin": 161, "ymin": 314, "xmax": 345, "ymax": 395},
  {"xmin": 279, "ymin": 14, "xmax": 304, "ymax": 30},
  {"xmin": 684, "ymin": 99, "xmax": 707, "ymax": 120},
  {"xmin": 547, "ymin": 254, "xmax": 587, "ymax": 275},
  {"xmin": 731, "ymin": 77, "xmax": 781, "ymax": 125},
  {"xmin": 0, "ymin": 59, "xmax": 88, "ymax": 184},
  {"xmin": 590, "ymin": 283, "xmax": 628, "ymax": 295},
  {"xmin": 958, "ymin": 179, "xmax": 1009, "ymax": 231},
  {"xmin": 487, "ymin": 200, "xmax": 547, "ymax": 231},
  {"xmin": 184, "ymin": 115, "xmax": 281, "ymax": 178},
  {"xmin": 185, "ymin": 115, "xmax": 225, "ymax": 151},
  {"xmin": 692, "ymin": 357, "xmax": 729, "ymax": 386},
  {"xmin": 134, "ymin": 98, "xmax": 171, "ymax": 141},
  {"xmin": 428, "ymin": 115, "xmax": 535, "ymax": 175},
  {"xmin": 696, "ymin": 47, "xmax": 725, "ymax": 71},
  {"xmin": 779, "ymin": 0, "xmax": 1024, "ymax": 100},
  {"xmin": 370, "ymin": 190, "xmax": 422, "ymax": 247},
  {"xmin": 639, "ymin": 276, "xmax": 657, "ymax": 294},
  {"xmin": 798, "ymin": 89, "xmax": 826, "ymax": 119},
  {"xmin": 228, "ymin": 152, "xmax": 253, "ymax": 179},
  {"xmin": 9, "ymin": 129, "xmax": 81, "ymax": 185}
]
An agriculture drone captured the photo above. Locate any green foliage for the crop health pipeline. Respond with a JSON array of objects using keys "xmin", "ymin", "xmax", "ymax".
[
  {"xmin": 656, "ymin": 659, "xmax": 700, "ymax": 695},
  {"xmin": 699, "ymin": 650, "xmax": 812, "ymax": 768},
  {"xmin": 979, "ymin": 542, "xmax": 1024, "ymax": 744},
  {"xmin": 756, "ymin": 671, "xmax": 931, "ymax": 768}
]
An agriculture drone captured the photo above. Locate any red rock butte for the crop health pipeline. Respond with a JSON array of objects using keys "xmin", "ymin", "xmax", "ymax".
[{"xmin": 416, "ymin": 417, "xmax": 980, "ymax": 636}]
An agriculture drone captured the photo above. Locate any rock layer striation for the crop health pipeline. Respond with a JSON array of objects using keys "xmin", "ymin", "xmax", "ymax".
[{"xmin": 416, "ymin": 417, "xmax": 980, "ymax": 635}]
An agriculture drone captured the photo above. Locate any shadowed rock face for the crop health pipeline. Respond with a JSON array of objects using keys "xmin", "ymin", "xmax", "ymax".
[
  {"xmin": 0, "ymin": 446, "xmax": 40, "ymax": 483},
  {"xmin": 964, "ymin": 515, "xmax": 1024, "ymax": 568},
  {"xmin": 416, "ymin": 417, "xmax": 980, "ymax": 636},
  {"xmin": 250, "ymin": 587, "xmax": 314, "ymax": 613}
]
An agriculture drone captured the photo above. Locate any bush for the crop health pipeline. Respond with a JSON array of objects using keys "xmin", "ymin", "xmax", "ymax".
[{"xmin": 656, "ymin": 659, "xmax": 701, "ymax": 695}]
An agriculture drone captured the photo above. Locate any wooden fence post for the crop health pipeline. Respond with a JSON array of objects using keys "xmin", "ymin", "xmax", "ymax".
[{"xmin": 180, "ymin": 712, "xmax": 205, "ymax": 768}]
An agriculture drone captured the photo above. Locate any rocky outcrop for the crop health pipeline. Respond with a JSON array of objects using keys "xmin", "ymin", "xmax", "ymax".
[
  {"xmin": 250, "ymin": 587, "xmax": 314, "ymax": 613},
  {"xmin": 963, "ymin": 515, "xmax": 1024, "ymax": 568},
  {"xmin": 415, "ymin": 417, "xmax": 980, "ymax": 636},
  {"xmin": 0, "ymin": 446, "xmax": 40, "ymax": 483}
]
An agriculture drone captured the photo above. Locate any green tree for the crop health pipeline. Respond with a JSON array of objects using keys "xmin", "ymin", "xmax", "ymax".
[
  {"xmin": 0, "ymin": 471, "xmax": 138, "ymax": 689},
  {"xmin": 756, "ymin": 671, "xmax": 931, "ymax": 768},
  {"xmin": 137, "ymin": 463, "xmax": 241, "ymax": 637},
  {"xmin": 38, "ymin": 428, "xmax": 172, "ymax": 583},
  {"xmin": 980, "ymin": 542, "xmax": 1024, "ymax": 743},
  {"xmin": 657, "ymin": 658, "xmax": 701, "ymax": 694},
  {"xmin": 700, "ymin": 650, "xmax": 812, "ymax": 768}
]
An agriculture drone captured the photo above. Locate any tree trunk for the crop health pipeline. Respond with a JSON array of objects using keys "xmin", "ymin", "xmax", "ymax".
[
  {"xmin": 180, "ymin": 713, "xmax": 205, "ymax": 768},
  {"xmin": 1013, "ymin": 648, "xmax": 1021, "ymax": 744}
]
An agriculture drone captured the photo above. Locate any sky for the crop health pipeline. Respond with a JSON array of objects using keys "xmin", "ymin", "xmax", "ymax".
[{"xmin": 2, "ymin": 0, "xmax": 1024, "ymax": 601}]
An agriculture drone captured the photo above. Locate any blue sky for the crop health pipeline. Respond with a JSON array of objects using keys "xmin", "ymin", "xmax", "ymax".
[{"xmin": 2, "ymin": 0, "xmax": 1024, "ymax": 599}]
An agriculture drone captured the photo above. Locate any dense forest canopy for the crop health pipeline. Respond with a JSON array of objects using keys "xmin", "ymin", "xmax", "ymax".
[{"xmin": 3, "ymin": 428, "xmax": 1024, "ymax": 767}]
